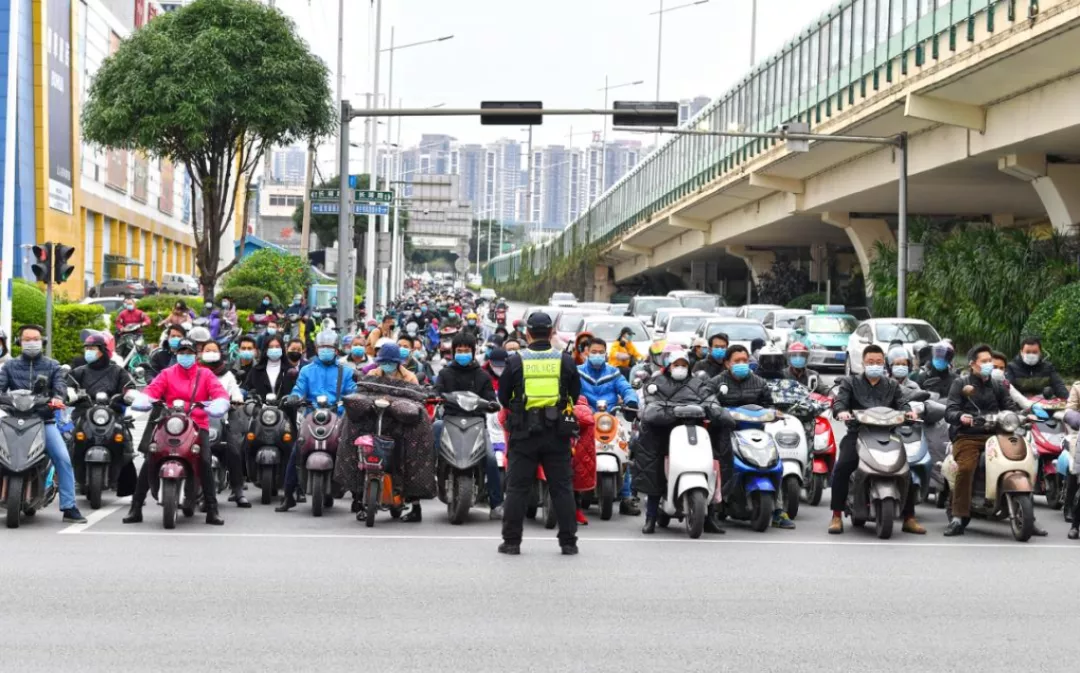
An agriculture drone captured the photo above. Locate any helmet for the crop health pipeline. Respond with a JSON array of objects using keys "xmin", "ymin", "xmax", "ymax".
[
  {"xmin": 340, "ymin": 333, "xmax": 355, "ymax": 349},
  {"xmin": 757, "ymin": 344, "xmax": 785, "ymax": 373},
  {"xmin": 887, "ymin": 345, "xmax": 911, "ymax": 365},
  {"xmin": 466, "ymin": 312, "xmax": 478, "ymax": 321},
  {"xmin": 188, "ymin": 326, "xmax": 211, "ymax": 345},
  {"xmin": 786, "ymin": 342, "xmax": 809, "ymax": 356},
  {"xmin": 316, "ymin": 330, "xmax": 339, "ymax": 348},
  {"xmin": 932, "ymin": 340, "xmax": 955, "ymax": 362}
]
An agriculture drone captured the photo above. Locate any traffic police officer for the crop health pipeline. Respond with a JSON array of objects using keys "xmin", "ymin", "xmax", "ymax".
[{"xmin": 497, "ymin": 311, "xmax": 582, "ymax": 555}]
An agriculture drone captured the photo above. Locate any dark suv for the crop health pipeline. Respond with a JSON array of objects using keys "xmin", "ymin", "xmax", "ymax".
[{"xmin": 90, "ymin": 278, "xmax": 146, "ymax": 298}]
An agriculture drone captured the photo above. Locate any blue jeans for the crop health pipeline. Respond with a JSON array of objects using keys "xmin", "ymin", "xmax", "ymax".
[
  {"xmin": 434, "ymin": 419, "xmax": 503, "ymax": 508},
  {"xmin": 621, "ymin": 467, "xmax": 633, "ymax": 499},
  {"xmin": 45, "ymin": 424, "xmax": 76, "ymax": 511}
]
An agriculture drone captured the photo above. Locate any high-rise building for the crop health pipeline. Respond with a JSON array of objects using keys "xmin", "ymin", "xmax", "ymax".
[
  {"xmin": 584, "ymin": 139, "xmax": 643, "ymax": 206},
  {"xmin": 270, "ymin": 147, "xmax": 306, "ymax": 184},
  {"xmin": 454, "ymin": 144, "xmax": 485, "ymax": 208},
  {"xmin": 678, "ymin": 96, "xmax": 712, "ymax": 125},
  {"xmin": 528, "ymin": 145, "xmax": 586, "ymax": 231}
]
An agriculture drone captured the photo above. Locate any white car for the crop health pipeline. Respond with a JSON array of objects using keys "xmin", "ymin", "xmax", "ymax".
[
  {"xmin": 80, "ymin": 296, "xmax": 127, "ymax": 329},
  {"xmin": 654, "ymin": 309, "xmax": 708, "ymax": 348},
  {"xmin": 693, "ymin": 318, "xmax": 771, "ymax": 352},
  {"xmin": 762, "ymin": 309, "xmax": 811, "ymax": 345},
  {"xmin": 845, "ymin": 318, "xmax": 941, "ymax": 374},
  {"xmin": 479, "ymin": 288, "xmax": 497, "ymax": 301},
  {"xmin": 548, "ymin": 292, "xmax": 578, "ymax": 307},
  {"xmin": 579, "ymin": 316, "xmax": 651, "ymax": 358},
  {"xmin": 666, "ymin": 290, "xmax": 707, "ymax": 298},
  {"xmin": 160, "ymin": 273, "xmax": 199, "ymax": 295},
  {"xmin": 736, "ymin": 304, "xmax": 785, "ymax": 322}
]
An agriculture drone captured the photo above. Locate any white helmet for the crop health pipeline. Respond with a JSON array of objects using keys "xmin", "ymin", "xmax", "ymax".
[
  {"xmin": 315, "ymin": 330, "xmax": 338, "ymax": 348},
  {"xmin": 188, "ymin": 326, "xmax": 211, "ymax": 345}
]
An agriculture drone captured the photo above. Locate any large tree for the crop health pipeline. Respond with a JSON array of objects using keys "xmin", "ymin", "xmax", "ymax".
[{"xmin": 82, "ymin": 0, "xmax": 334, "ymax": 301}]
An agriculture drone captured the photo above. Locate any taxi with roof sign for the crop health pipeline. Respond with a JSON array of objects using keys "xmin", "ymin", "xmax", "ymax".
[{"xmin": 785, "ymin": 305, "xmax": 860, "ymax": 371}]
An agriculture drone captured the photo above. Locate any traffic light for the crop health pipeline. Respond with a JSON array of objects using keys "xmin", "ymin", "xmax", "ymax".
[
  {"xmin": 31, "ymin": 243, "xmax": 52, "ymax": 284},
  {"xmin": 53, "ymin": 243, "xmax": 76, "ymax": 284}
]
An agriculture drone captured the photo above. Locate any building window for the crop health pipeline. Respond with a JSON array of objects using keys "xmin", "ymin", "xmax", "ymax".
[{"xmin": 269, "ymin": 194, "xmax": 302, "ymax": 207}]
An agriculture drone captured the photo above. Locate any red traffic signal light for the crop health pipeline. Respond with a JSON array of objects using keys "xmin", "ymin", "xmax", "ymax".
[
  {"xmin": 31, "ymin": 243, "xmax": 52, "ymax": 283},
  {"xmin": 53, "ymin": 243, "xmax": 76, "ymax": 285}
]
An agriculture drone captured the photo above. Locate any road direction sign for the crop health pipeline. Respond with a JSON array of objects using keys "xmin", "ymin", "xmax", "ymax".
[
  {"xmin": 310, "ymin": 202, "xmax": 390, "ymax": 216},
  {"xmin": 309, "ymin": 189, "xmax": 394, "ymax": 203}
]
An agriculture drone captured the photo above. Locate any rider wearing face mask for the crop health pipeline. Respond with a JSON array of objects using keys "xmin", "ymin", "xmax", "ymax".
[
  {"xmin": 707, "ymin": 345, "xmax": 793, "ymax": 531},
  {"xmin": 831, "ymin": 344, "xmax": 924, "ymax": 536},
  {"xmin": 1006, "ymin": 336, "xmax": 1069, "ymax": 399},
  {"xmin": 635, "ymin": 349, "xmax": 724, "ymax": 535},
  {"xmin": 607, "ymin": 327, "xmax": 641, "ymax": 373},
  {"xmin": 232, "ymin": 336, "xmax": 259, "ymax": 382},
  {"xmin": 691, "ymin": 333, "xmax": 729, "ymax": 380},
  {"xmin": 784, "ymin": 342, "xmax": 822, "ymax": 391},
  {"xmin": 366, "ymin": 343, "xmax": 419, "ymax": 384},
  {"xmin": 886, "ymin": 346, "xmax": 921, "ymax": 399},
  {"xmin": 910, "ymin": 341, "xmax": 957, "ymax": 397},
  {"xmin": 114, "ymin": 296, "xmax": 151, "ymax": 335},
  {"xmin": 151, "ymin": 325, "xmax": 187, "ymax": 376}
]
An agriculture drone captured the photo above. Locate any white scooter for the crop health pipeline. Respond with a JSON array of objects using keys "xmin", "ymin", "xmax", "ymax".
[
  {"xmin": 655, "ymin": 403, "xmax": 716, "ymax": 539},
  {"xmin": 940, "ymin": 410, "xmax": 1037, "ymax": 542},
  {"xmin": 593, "ymin": 400, "xmax": 630, "ymax": 520},
  {"xmin": 763, "ymin": 380, "xmax": 813, "ymax": 520}
]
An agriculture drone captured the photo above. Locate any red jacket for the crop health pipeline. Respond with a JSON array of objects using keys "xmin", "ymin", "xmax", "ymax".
[
  {"xmin": 143, "ymin": 363, "xmax": 229, "ymax": 430},
  {"xmin": 572, "ymin": 396, "xmax": 596, "ymax": 492},
  {"xmin": 115, "ymin": 308, "xmax": 150, "ymax": 330}
]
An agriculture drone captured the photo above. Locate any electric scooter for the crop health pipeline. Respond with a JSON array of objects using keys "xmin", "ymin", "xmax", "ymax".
[
  {"xmin": 764, "ymin": 379, "xmax": 817, "ymax": 520},
  {"xmin": 437, "ymin": 391, "xmax": 500, "ymax": 525},
  {"xmin": 243, "ymin": 394, "xmax": 294, "ymax": 506},
  {"xmin": 69, "ymin": 390, "xmax": 136, "ymax": 509},
  {"xmin": 295, "ymin": 394, "xmax": 342, "ymax": 516},
  {"xmin": 655, "ymin": 404, "xmax": 716, "ymax": 539},
  {"xmin": 1026, "ymin": 394, "xmax": 1068, "ymax": 509},
  {"xmin": 145, "ymin": 400, "xmax": 220, "ymax": 529},
  {"xmin": 593, "ymin": 399, "xmax": 630, "ymax": 521},
  {"xmin": 844, "ymin": 407, "xmax": 910, "ymax": 539},
  {"xmin": 718, "ymin": 405, "xmax": 783, "ymax": 533},
  {"xmin": 0, "ymin": 378, "xmax": 58, "ymax": 529}
]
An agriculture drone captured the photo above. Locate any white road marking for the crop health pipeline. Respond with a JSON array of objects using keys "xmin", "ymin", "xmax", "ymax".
[
  {"xmin": 58, "ymin": 498, "xmax": 129, "ymax": 534},
  {"xmin": 63, "ymin": 529, "xmax": 1080, "ymax": 549}
]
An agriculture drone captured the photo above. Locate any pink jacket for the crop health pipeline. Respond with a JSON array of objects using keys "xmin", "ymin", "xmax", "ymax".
[{"xmin": 143, "ymin": 363, "xmax": 229, "ymax": 430}]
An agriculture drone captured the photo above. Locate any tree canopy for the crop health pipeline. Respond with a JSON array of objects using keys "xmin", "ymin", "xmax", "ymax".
[{"xmin": 82, "ymin": 0, "xmax": 335, "ymax": 300}]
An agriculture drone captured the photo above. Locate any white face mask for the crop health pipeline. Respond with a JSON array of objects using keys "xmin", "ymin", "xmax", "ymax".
[
  {"xmin": 201, "ymin": 352, "xmax": 221, "ymax": 364},
  {"xmin": 991, "ymin": 368, "xmax": 1006, "ymax": 382},
  {"xmin": 1022, "ymin": 352, "xmax": 1040, "ymax": 366},
  {"xmin": 670, "ymin": 366, "xmax": 689, "ymax": 381}
]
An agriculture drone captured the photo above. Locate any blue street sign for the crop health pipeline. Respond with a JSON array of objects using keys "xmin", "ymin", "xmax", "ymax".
[
  {"xmin": 309, "ymin": 202, "xmax": 390, "ymax": 216},
  {"xmin": 348, "ymin": 175, "xmax": 358, "ymax": 189}
]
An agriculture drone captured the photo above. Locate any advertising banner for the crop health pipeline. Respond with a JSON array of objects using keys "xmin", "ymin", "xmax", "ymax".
[{"xmin": 47, "ymin": 0, "xmax": 73, "ymax": 214}]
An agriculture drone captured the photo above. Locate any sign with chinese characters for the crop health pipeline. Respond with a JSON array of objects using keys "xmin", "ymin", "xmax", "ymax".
[
  {"xmin": 309, "ymin": 189, "xmax": 394, "ymax": 203},
  {"xmin": 309, "ymin": 202, "xmax": 390, "ymax": 216},
  {"xmin": 47, "ymin": 0, "xmax": 73, "ymax": 214}
]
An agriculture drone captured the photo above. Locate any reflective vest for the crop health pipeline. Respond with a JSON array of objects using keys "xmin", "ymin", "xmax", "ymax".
[{"xmin": 521, "ymin": 348, "xmax": 562, "ymax": 411}]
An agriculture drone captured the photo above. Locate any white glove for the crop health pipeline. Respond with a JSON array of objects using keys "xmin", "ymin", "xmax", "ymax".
[
  {"xmin": 207, "ymin": 398, "xmax": 229, "ymax": 419},
  {"xmin": 130, "ymin": 393, "xmax": 153, "ymax": 412}
]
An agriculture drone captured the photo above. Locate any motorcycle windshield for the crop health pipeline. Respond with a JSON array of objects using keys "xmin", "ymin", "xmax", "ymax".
[{"xmin": 440, "ymin": 416, "xmax": 486, "ymax": 467}]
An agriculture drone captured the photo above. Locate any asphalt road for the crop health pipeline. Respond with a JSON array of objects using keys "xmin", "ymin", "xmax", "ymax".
[{"xmin": 2, "ymin": 477, "xmax": 1079, "ymax": 672}]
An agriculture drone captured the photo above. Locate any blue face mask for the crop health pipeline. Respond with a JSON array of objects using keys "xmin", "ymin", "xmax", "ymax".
[
  {"xmin": 267, "ymin": 347, "xmax": 283, "ymax": 361},
  {"xmin": 239, "ymin": 350, "xmax": 255, "ymax": 362},
  {"xmin": 380, "ymin": 362, "xmax": 398, "ymax": 374},
  {"xmin": 789, "ymin": 356, "xmax": 807, "ymax": 369},
  {"xmin": 414, "ymin": 311, "xmax": 421, "ymax": 317},
  {"xmin": 399, "ymin": 347, "xmax": 411, "ymax": 360},
  {"xmin": 262, "ymin": 299, "xmax": 271, "ymax": 306},
  {"xmin": 864, "ymin": 364, "xmax": 886, "ymax": 379},
  {"xmin": 318, "ymin": 348, "xmax": 337, "ymax": 363},
  {"xmin": 468, "ymin": 320, "xmax": 476, "ymax": 326},
  {"xmin": 84, "ymin": 349, "xmax": 100, "ymax": 364},
  {"xmin": 177, "ymin": 354, "xmax": 196, "ymax": 369},
  {"xmin": 731, "ymin": 363, "xmax": 751, "ymax": 379},
  {"xmin": 979, "ymin": 362, "xmax": 994, "ymax": 378},
  {"xmin": 932, "ymin": 357, "xmax": 948, "ymax": 371},
  {"xmin": 267, "ymin": 328, "xmax": 278, "ymax": 336},
  {"xmin": 350, "ymin": 346, "xmax": 365, "ymax": 357},
  {"xmin": 168, "ymin": 336, "xmax": 181, "ymax": 350},
  {"xmin": 588, "ymin": 354, "xmax": 606, "ymax": 368},
  {"xmin": 892, "ymin": 365, "xmax": 910, "ymax": 379},
  {"xmin": 711, "ymin": 347, "xmax": 726, "ymax": 360},
  {"xmin": 454, "ymin": 353, "xmax": 473, "ymax": 367}
]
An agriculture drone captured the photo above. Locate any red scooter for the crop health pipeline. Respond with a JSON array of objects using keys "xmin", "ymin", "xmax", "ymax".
[
  {"xmin": 1027, "ymin": 395, "xmax": 1068, "ymax": 509},
  {"xmin": 295, "ymin": 394, "xmax": 345, "ymax": 517},
  {"xmin": 805, "ymin": 390, "xmax": 837, "ymax": 507},
  {"xmin": 147, "ymin": 400, "xmax": 212, "ymax": 529}
]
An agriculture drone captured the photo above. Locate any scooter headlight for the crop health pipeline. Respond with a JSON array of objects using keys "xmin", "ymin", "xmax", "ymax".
[
  {"xmin": 774, "ymin": 431, "xmax": 801, "ymax": 449},
  {"xmin": 91, "ymin": 409, "xmax": 112, "ymax": 426},
  {"xmin": 165, "ymin": 417, "xmax": 185, "ymax": 435},
  {"xmin": 260, "ymin": 409, "xmax": 280, "ymax": 426},
  {"xmin": 999, "ymin": 412, "xmax": 1020, "ymax": 434},
  {"xmin": 597, "ymin": 416, "xmax": 614, "ymax": 433},
  {"xmin": 313, "ymin": 410, "xmax": 330, "ymax": 425}
]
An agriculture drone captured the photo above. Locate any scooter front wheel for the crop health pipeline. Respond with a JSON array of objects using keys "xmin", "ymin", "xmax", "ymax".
[
  {"xmin": 161, "ymin": 479, "xmax": 179, "ymax": 530},
  {"xmin": 311, "ymin": 473, "xmax": 325, "ymax": 518},
  {"xmin": 448, "ymin": 473, "xmax": 473, "ymax": 525},
  {"xmin": 87, "ymin": 465, "xmax": 106, "ymax": 510},
  {"xmin": 1045, "ymin": 476, "xmax": 1064, "ymax": 510},
  {"xmin": 684, "ymin": 490, "xmax": 706, "ymax": 539},
  {"xmin": 5, "ymin": 474, "xmax": 24, "ymax": 529},
  {"xmin": 599, "ymin": 474, "xmax": 616, "ymax": 521},
  {"xmin": 1009, "ymin": 492, "xmax": 1035, "ymax": 542},
  {"xmin": 874, "ymin": 498, "xmax": 895, "ymax": 539},
  {"xmin": 782, "ymin": 476, "xmax": 800, "ymax": 520},
  {"xmin": 750, "ymin": 491, "xmax": 774, "ymax": 532},
  {"xmin": 260, "ymin": 465, "xmax": 276, "ymax": 505},
  {"xmin": 364, "ymin": 478, "xmax": 380, "ymax": 528},
  {"xmin": 806, "ymin": 473, "xmax": 825, "ymax": 507}
]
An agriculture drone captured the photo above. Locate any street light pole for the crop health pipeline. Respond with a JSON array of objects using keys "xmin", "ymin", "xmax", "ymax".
[
  {"xmin": 366, "ymin": 0, "xmax": 382, "ymax": 319},
  {"xmin": 334, "ymin": 0, "xmax": 344, "ymax": 176},
  {"xmin": 598, "ymin": 77, "xmax": 644, "ymax": 201},
  {"xmin": 650, "ymin": 0, "xmax": 709, "ymax": 146},
  {"xmin": 750, "ymin": 0, "xmax": 757, "ymax": 67}
]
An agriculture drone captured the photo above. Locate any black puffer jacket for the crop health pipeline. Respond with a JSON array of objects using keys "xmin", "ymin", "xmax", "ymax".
[
  {"xmin": 434, "ymin": 360, "xmax": 496, "ymax": 403},
  {"xmin": 946, "ymin": 372, "xmax": 1020, "ymax": 439},
  {"xmin": 71, "ymin": 359, "xmax": 135, "ymax": 401},
  {"xmin": 691, "ymin": 357, "xmax": 725, "ymax": 380},
  {"xmin": 0, "ymin": 353, "xmax": 66, "ymax": 399},
  {"xmin": 632, "ymin": 373, "xmax": 723, "ymax": 496},
  {"xmin": 707, "ymin": 370, "xmax": 773, "ymax": 408},
  {"xmin": 1005, "ymin": 355, "xmax": 1068, "ymax": 399}
]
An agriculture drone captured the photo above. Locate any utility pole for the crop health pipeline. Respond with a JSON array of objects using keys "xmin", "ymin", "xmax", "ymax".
[
  {"xmin": 367, "ymin": 0, "xmax": 383, "ymax": 317},
  {"xmin": 299, "ymin": 142, "xmax": 315, "ymax": 259},
  {"xmin": 526, "ymin": 125, "xmax": 534, "ymax": 239},
  {"xmin": 334, "ymin": 0, "xmax": 344, "ymax": 176},
  {"xmin": 336, "ymin": 101, "xmax": 353, "ymax": 325}
]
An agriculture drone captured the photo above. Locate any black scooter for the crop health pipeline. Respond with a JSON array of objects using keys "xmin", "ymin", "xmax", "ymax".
[
  {"xmin": 0, "ymin": 376, "xmax": 58, "ymax": 528},
  {"xmin": 437, "ymin": 391, "xmax": 499, "ymax": 525},
  {"xmin": 71, "ymin": 390, "xmax": 135, "ymax": 509}
]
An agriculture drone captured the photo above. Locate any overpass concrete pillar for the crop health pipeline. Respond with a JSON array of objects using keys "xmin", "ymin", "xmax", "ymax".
[
  {"xmin": 809, "ymin": 244, "xmax": 828, "ymax": 283},
  {"xmin": 998, "ymin": 154, "xmax": 1080, "ymax": 234},
  {"xmin": 822, "ymin": 213, "xmax": 895, "ymax": 292},
  {"xmin": 589, "ymin": 265, "xmax": 615, "ymax": 303},
  {"xmin": 724, "ymin": 245, "xmax": 776, "ymax": 284}
]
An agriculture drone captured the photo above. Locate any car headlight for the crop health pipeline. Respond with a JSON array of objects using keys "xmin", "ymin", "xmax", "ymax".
[
  {"xmin": 91, "ymin": 409, "xmax": 112, "ymax": 426},
  {"xmin": 809, "ymin": 341, "xmax": 823, "ymax": 349},
  {"xmin": 260, "ymin": 409, "xmax": 280, "ymax": 426},
  {"xmin": 165, "ymin": 417, "xmax": 185, "ymax": 435},
  {"xmin": 775, "ymin": 431, "xmax": 801, "ymax": 448}
]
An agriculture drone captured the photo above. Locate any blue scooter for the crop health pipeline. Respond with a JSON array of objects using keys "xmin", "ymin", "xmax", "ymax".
[{"xmin": 718, "ymin": 405, "xmax": 783, "ymax": 532}]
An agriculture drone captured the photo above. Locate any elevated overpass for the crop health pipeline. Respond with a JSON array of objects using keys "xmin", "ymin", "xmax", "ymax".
[{"xmin": 489, "ymin": 0, "xmax": 1080, "ymax": 303}]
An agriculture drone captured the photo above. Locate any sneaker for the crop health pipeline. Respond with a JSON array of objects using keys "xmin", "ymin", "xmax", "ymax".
[
  {"xmin": 619, "ymin": 498, "xmax": 641, "ymax": 516},
  {"xmin": 902, "ymin": 517, "xmax": 927, "ymax": 535},
  {"xmin": 771, "ymin": 512, "xmax": 796, "ymax": 530},
  {"xmin": 402, "ymin": 504, "xmax": 422, "ymax": 523},
  {"xmin": 575, "ymin": 509, "xmax": 589, "ymax": 526},
  {"xmin": 828, "ymin": 514, "xmax": 843, "ymax": 535},
  {"xmin": 489, "ymin": 505, "xmax": 504, "ymax": 521},
  {"xmin": 1069, "ymin": 527, "xmax": 1079, "ymax": 540},
  {"xmin": 561, "ymin": 544, "xmax": 579, "ymax": 556},
  {"xmin": 498, "ymin": 542, "xmax": 521, "ymax": 555},
  {"xmin": 62, "ymin": 507, "xmax": 87, "ymax": 524},
  {"xmin": 943, "ymin": 518, "xmax": 965, "ymax": 537}
]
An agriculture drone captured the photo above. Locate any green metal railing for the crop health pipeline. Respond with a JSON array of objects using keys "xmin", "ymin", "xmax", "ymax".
[{"xmin": 490, "ymin": 0, "xmax": 1013, "ymax": 283}]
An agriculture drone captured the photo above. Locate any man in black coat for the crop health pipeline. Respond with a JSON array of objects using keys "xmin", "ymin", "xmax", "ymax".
[{"xmin": 1005, "ymin": 336, "xmax": 1069, "ymax": 399}]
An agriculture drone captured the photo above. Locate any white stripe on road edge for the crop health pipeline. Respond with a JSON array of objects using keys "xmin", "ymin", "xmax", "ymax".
[
  {"xmin": 61, "ymin": 529, "xmax": 1080, "ymax": 549},
  {"xmin": 58, "ymin": 499, "xmax": 128, "ymax": 535}
]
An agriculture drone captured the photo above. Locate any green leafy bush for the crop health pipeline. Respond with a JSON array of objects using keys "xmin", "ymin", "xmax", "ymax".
[
  {"xmin": 12, "ymin": 278, "xmax": 46, "ymax": 326},
  {"xmin": 1022, "ymin": 281, "xmax": 1080, "ymax": 375},
  {"xmin": 217, "ymin": 286, "xmax": 280, "ymax": 311},
  {"xmin": 224, "ymin": 249, "xmax": 311, "ymax": 304},
  {"xmin": 136, "ymin": 294, "xmax": 197, "ymax": 312},
  {"xmin": 786, "ymin": 292, "xmax": 826, "ymax": 309},
  {"xmin": 756, "ymin": 259, "xmax": 810, "ymax": 306}
]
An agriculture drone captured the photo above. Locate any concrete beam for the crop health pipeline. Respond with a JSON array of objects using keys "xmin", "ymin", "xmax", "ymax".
[
  {"xmin": 998, "ymin": 154, "xmax": 1080, "ymax": 233},
  {"xmin": 619, "ymin": 243, "xmax": 652, "ymax": 258},
  {"xmin": 749, "ymin": 172, "xmax": 805, "ymax": 194},
  {"xmin": 822, "ymin": 213, "xmax": 895, "ymax": 292},
  {"xmin": 725, "ymin": 245, "xmax": 776, "ymax": 284},
  {"xmin": 669, "ymin": 215, "xmax": 710, "ymax": 232},
  {"xmin": 997, "ymin": 153, "xmax": 1047, "ymax": 181},
  {"xmin": 904, "ymin": 93, "xmax": 986, "ymax": 132}
]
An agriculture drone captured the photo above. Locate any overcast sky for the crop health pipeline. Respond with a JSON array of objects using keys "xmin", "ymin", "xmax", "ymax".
[{"xmin": 275, "ymin": 0, "xmax": 837, "ymax": 173}]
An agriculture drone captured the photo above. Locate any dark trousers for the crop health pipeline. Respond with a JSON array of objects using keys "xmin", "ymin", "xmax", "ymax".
[
  {"xmin": 1068, "ymin": 474, "xmax": 1080, "ymax": 524},
  {"xmin": 711, "ymin": 427, "xmax": 733, "ymax": 497},
  {"xmin": 502, "ymin": 433, "xmax": 577, "ymax": 546},
  {"xmin": 213, "ymin": 441, "xmax": 245, "ymax": 495},
  {"xmin": 829, "ymin": 433, "xmax": 915, "ymax": 517},
  {"xmin": 132, "ymin": 428, "xmax": 217, "ymax": 509},
  {"xmin": 283, "ymin": 443, "xmax": 301, "ymax": 495}
]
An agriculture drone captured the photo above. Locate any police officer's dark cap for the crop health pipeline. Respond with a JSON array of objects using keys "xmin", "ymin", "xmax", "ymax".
[{"xmin": 526, "ymin": 312, "xmax": 553, "ymax": 330}]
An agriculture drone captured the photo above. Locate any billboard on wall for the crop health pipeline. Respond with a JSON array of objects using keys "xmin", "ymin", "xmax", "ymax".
[
  {"xmin": 47, "ymin": 0, "xmax": 73, "ymax": 214},
  {"xmin": 159, "ymin": 159, "xmax": 174, "ymax": 214},
  {"xmin": 132, "ymin": 152, "xmax": 148, "ymax": 202},
  {"xmin": 104, "ymin": 31, "xmax": 127, "ymax": 192}
]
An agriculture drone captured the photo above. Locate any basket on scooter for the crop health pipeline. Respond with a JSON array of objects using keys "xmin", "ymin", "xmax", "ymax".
[{"xmin": 356, "ymin": 434, "xmax": 396, "ymax": 472}]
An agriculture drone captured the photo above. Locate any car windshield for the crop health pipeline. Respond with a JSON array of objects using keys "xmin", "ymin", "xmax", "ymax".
[
  {"xmin": 586, "ymin": 319, "xmax": 647, "ymax": 342},
  {"xmin": 875, "ymin": 322, "xmax": 940, "ymax": 342},
  {"xmin": 633, "ymin": 298, "xmax": 681, "ymax": 316},
  {"xmin": 556, "ymin": 312, "xmax": 587, "ymax": 332},
  {"xmin": 608, "ymin": 305, "xmax": 628, "ymax": 315},
  {"xmin": 808, "ymin": 316, "xmax": 858, "ymax": 333},
  {"xmin": 680, "ymin": 295, "xmax": 719, "ymax": 311},
  {"xmin": 774, "ymin": 313, "xmax": 804, "ymax": 329},
  {"xmin": 668, "ymin": 316, "xmax": 706, "ymax": 333},
  {"xmin": 743, "ymin": 307, "xmax": 777, "ymax": 322},
  {"xmin": 702, "ymin": 322, "xmax": 769, "ymax": 342},
  {"xmin": 551, "ymin": 293, "xmax": 575, "ymax": 301}
]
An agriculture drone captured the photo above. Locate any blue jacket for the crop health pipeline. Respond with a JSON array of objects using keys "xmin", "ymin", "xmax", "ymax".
[
  {"xmin": 292, "ymin": 359, "xmax": 357, "ymax": 407},
  {"xmin": 0, "ymin": 353, "xmax": 66, "ymax": 399},
  {"xmin": 578, "ymin": 362, "xmax": 637, "ymax": 411}
]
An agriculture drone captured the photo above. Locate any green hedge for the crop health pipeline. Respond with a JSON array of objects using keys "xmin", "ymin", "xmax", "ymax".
[
  {"xmin": 1022, "ymin": 281, "xmax": 1080, "ymax": 375},
  {"xmin": 217, "ymin": 286, "xmax": 280, "ymax": 311},
  {"xmin": 786, "ymin": 292, "xmax": 826, "ymax": 310},
  {"xmin": 223, "ymin": 249, "xmax": 311, "ymax": 304},
  {"xmin": 136, "ymin": 294, "xmax": 199, "ymax": 312},
  {"xmin": 12, "ymin": 278, "xmax": 46, "ymax": 325}
]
